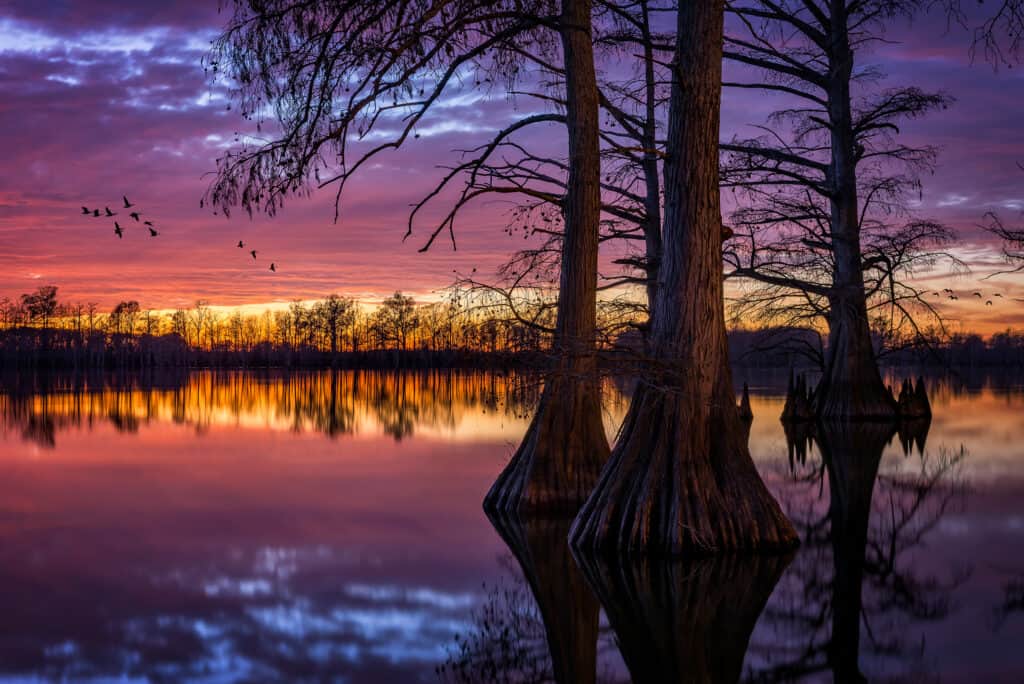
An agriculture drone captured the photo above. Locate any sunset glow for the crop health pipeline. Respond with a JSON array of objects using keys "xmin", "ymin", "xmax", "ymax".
[{"xmin": 1, "ymin": 3, "xmax": 1021, "ymax": 332}]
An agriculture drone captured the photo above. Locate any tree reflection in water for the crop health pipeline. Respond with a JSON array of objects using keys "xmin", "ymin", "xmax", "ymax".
[
  {"xmin": 443, "ymin": 415, "xmax": 968, "ymax": 683},
  {"xmin": 575, "ymin": 553, "xmax": 792, "ymax": 683},
  {"xmin": 0, "ymin": 370, "xmax": 542, "ymax": 446},
  {"xmin": 993, "ymin": 572, "xmax": 1024, "ymax": 631},
  {"xmin": 752, "ymin": 418, "xmax": 968, "ymax": 682},
  {"xmin": 442, "ymin": 513, "xmax": 791, "ymax": 683},
  {"xmin": 439, "ymin": 512, "xmax": 613, "ymax": 684}
]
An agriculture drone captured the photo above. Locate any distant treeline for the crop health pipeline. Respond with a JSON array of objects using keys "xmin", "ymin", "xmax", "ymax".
[
  {"xmin": 1, "ymin": 285, "xmax": 1021, "ymax": 369},
  {"xmin": 728, "ymin": 327, "xmax": 1024, "ymax": 369},
  {"xmin": 0, "ymin": 285, "xmax": 551, "ymax": 369}
]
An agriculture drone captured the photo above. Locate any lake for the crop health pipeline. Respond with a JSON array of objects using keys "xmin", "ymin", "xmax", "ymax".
[{"xmin": 0, "ymin": 369, "xmax": 1020, "ymax": 682}]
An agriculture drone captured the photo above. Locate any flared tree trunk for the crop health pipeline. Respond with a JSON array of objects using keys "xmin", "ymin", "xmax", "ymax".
[
  {"xmin": 483, "ymin": 0, "xmax": 609, "ymax": 514},
  {"xmin": 816, "ymin": 1, "xmax": 896, "ymax": 421},
  {"xmin": 816, "ymin": 420, "xmax": 894, "ymax": 683},
  {"xmin": 570, "ymin": 1, "xmax": 797, "ymax": 555},
  {"xmin": 573, "ymin": 552, "xmax": 791, "ymax": 682},
  {"xmin": 487, "ymin": 512, "xmax": 599, "ymax": 684}
]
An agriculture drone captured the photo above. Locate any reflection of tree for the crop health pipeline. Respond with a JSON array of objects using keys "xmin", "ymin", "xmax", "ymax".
[
  {"xmin": 439, "ymin": 513, "xmax": 602, "ymax": 684},
  {"xmin": 369, "ymin": 373, "xmax": 420, "ymax": 441},
  {"xmin": 752, "ymin": 419, "xmax": 967, "ymax": 682},
  {"xmin": 0, "ymin": 370, "xmax": 543, "ymax": 446},
  {"xmin": 575, "ymin": 551, "xmax": 791, "ymax": 683},
  {"xmin": 896, "ymin": 418, "xmax": 930, "ymax": 458},
  {"xmin": 992, "ymin": 571, "xmax": 1024, "ymax": 631}
]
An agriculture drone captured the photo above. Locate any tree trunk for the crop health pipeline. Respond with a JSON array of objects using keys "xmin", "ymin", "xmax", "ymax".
[
  {"xmin": 816, "ymin": 0, "xmax": 896, "ymax": 421},
  {"xmin": 483, "ymin": 0, "xmax": 609, "ymax": 514},
  {"xmin": 487, "ymin": 512, "xmax": 599, "ymax": 684},
  {"xmin": 570, "ymin": 1, "xmax": 797, "ymax": 555},
  {"xmin": 640, "ymin": 0, "xmax": 663, "ymax": 324}
]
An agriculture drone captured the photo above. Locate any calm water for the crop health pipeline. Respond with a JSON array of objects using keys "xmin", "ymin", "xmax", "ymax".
[{"xmin": 0, "ymin": 369, "xmax": 1021, "ymax": 682}]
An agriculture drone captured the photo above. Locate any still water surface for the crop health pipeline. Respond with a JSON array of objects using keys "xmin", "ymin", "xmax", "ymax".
[{"xmin": 0, "ymin": 370, "xmax": 1020, "ymax": 682}]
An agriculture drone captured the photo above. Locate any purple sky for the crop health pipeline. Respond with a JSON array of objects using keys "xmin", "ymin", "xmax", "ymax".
[{"xmin": 0, "ymin": 2, "xmax": 1021, "ymax": 331}]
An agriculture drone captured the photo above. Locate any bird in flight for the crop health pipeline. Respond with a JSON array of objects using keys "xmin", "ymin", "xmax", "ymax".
[
  {"xmin": 995, "ymin": 293, "xmax": 1004, "ymax": 298},
  {"xmin": 986, "ymin": 300, "xmax": 993, "ymax": 306},
  {"xmin": 105, "ymin": 207, "xmax": 116, "ymax": 217},
  {"xmin": 123, "ymin": 195, "xmax": 134, "ymax": 209},
  {"xmin": 237, "ymin": 240, "xmax": 244, "ymax": 248},
  {"xmin": 250, "ymin": 250, "xmax": 257, "ymax": 260},
  {"xmin": 269, "ymin": 263, "xmax": 276, "ymax": 272},
  {"xmin": 148, "ymin": 226, "xmax": 159, "ymax": 237},
  {"xmin": 129, "ymin": 212, "xmax": 141, "ymax": 222},
  {"xmin": 972, "ymin": 292, "xmax": 982, "ymax": 298},
  {"xmin": 143, "ymin": 220, "xmax": 154, "ymax": 227},
  {"xmin": 114, "ymin": 222, "xmax": 123, "ymax": 239},
  {"xmin": 92, "ymin": 209, "xmax": 100, "ymax": 217},
  {"xmin": 81, "ymin": 206, "xmax": 91, "ymax": 215}
]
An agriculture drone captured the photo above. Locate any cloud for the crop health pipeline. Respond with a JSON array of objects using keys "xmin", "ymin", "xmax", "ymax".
[{"xmin": 0, "ymin": 1, "xmax": 1021, "ymax": 332}]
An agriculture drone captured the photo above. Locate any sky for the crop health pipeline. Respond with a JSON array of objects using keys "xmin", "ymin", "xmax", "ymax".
[{"xmin": 0, "ymin": 2, "xmax": 1022, "ymax": 332}]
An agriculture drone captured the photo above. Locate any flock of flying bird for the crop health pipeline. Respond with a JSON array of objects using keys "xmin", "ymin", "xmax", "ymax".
[
  {"xmin": 80, "ymin": 196, "xmax": 277, "ymax": 273},
  {"xmin": 934, "ymin": 288, "xmax": 1001, "ymax": 306},
  {"xmin": 74, "ymin": 200, "xmax": 1016, "ymax": 292},
  {"xmin": 81, "ymin": 196, "xmax": 158, "ymax": 239}
]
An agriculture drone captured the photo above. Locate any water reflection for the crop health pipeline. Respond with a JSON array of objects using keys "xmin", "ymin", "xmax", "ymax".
[
  {"xmin": 440, "ymin": 513, "xmax": 603, "ymax": 684},
  {"xmin": 754, "ymin": 419, "xmax": 968, "ymax": 681},
  {"xmin": 577, "ymin": 553, "xmax": 791, "ymax": 683},
  {"xmin": 0, "ymin": 370, "xmax": 541, "ymax": 446},
  {"xmin": 994, "ymin": 573, "xmax": 1024, "ymax": 630},
  {"xmin": 0, "ymin": 371, "xmax": 1020, "ymax": 681}
]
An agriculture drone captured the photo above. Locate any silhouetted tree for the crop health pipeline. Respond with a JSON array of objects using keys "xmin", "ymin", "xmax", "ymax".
[
  {"xmin": 20, "ymin": 286, "xmax": 59, "ymax": 329},
  {"xmin": 374, "ymin": 292, "xmax": 419, "ymax": 351},
  {"xmin": 721, "ymin": 1, "xmax": 959, "ymax": 419},
  {"xmin": 109, "ymin": 300, "xmax": 141, "ymax": 336},
  {"xmin": 983, "ymin": 182, "xmax": 1024, "ymax": 275},
  {"xmin": 313, "ymin": 294, "xmax": 357, "ymax": 354}
]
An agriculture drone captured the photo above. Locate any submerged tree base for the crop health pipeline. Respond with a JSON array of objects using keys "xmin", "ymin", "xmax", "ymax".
[
  {"xmin": 570, "ymin": 373, "xmax": 799, "ymax": 556},
  {"xmin": 484, "ymin": 372, "xmax": 610, "ymax": 515}
]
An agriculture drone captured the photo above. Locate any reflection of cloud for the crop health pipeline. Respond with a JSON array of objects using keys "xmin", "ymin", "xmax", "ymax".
[
  {"xmin": 937, "ymin": 193, "xmax": 971, "ymax": 207},
  {"xmin": 345, "ymin": 583, "xmax": 476, "ymax": 610}
]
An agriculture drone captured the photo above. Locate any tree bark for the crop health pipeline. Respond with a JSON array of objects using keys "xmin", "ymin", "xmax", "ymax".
[
  {"xmin": 483, "ymin": 0, "xmax": 609, "ymax": 515},
  {"xmin": 570, "ymin": 1, "xmax": 797, "ymax": 555},
  {"xmin": 816, "ymin": 0, "xmax": 897, "ymax": 420}
]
